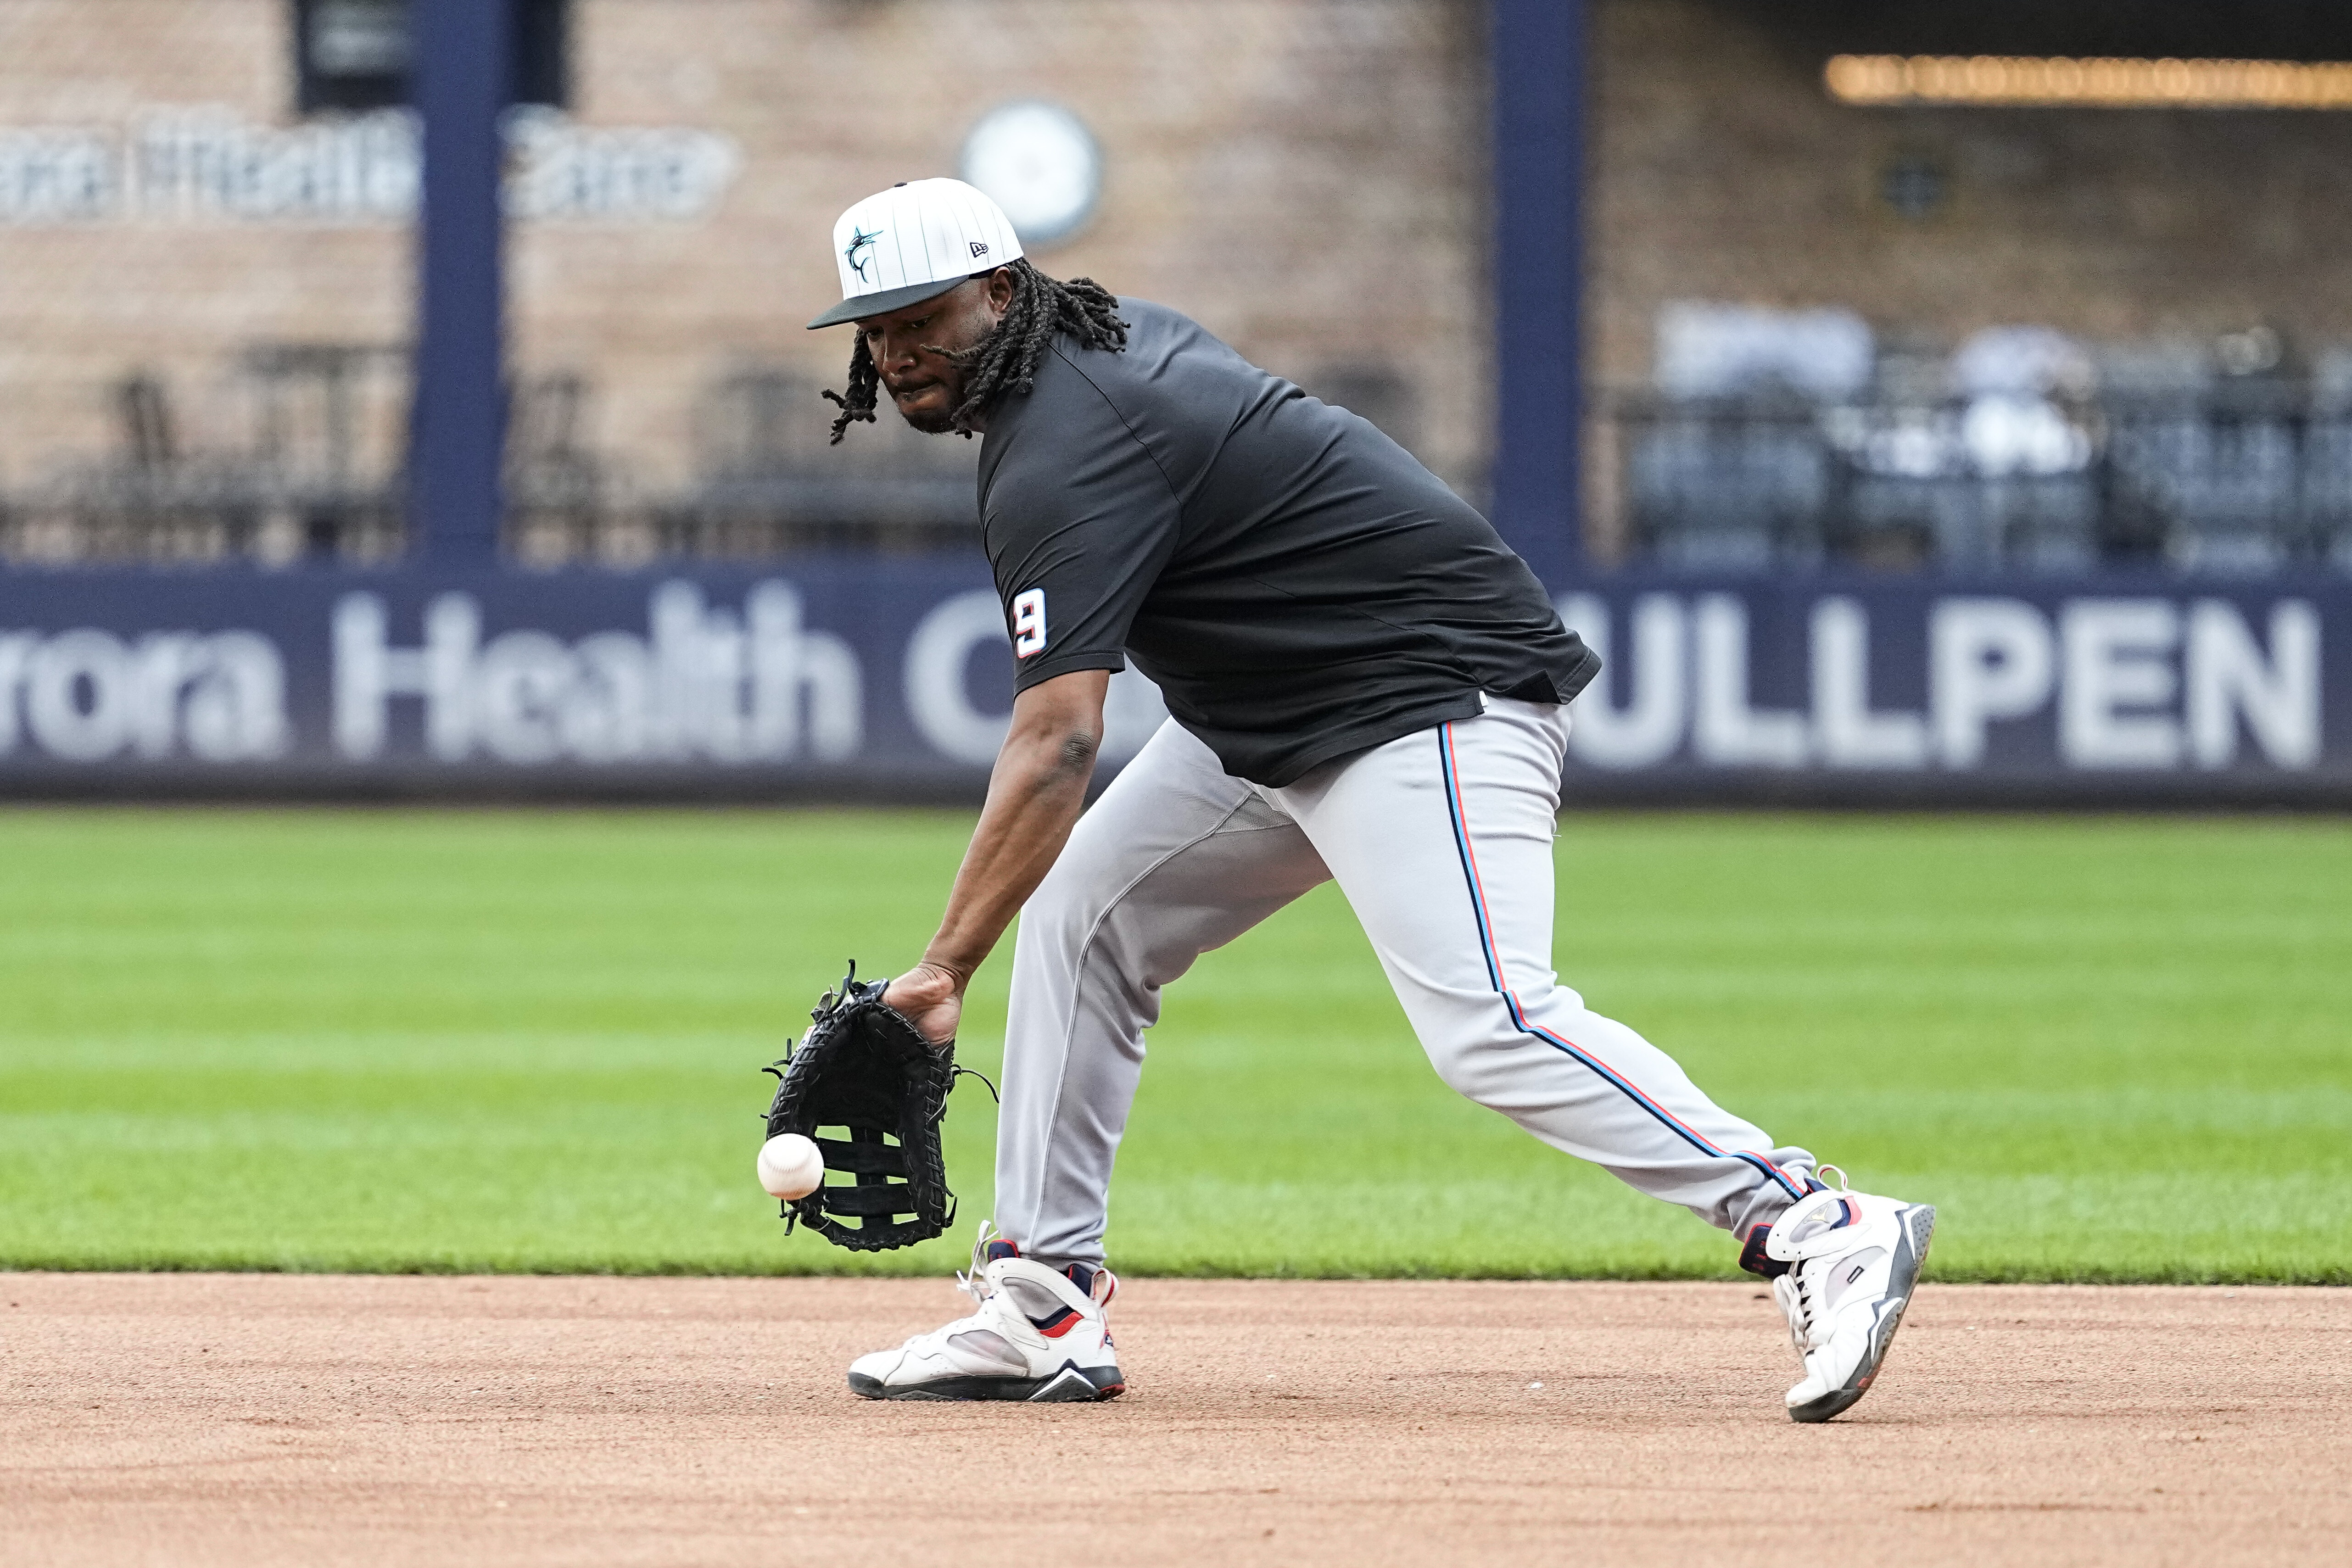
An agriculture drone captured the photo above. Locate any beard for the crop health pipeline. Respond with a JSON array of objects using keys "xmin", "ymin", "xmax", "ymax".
[
  {"xmin": 896, "ymin": 398, "xmax": 960, "ymax": 435},
  {"xmin": 889, "ymin": 365, "xmax": 969, "ymax": 434}
]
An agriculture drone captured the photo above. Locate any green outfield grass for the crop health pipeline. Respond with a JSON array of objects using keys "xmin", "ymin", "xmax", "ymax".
[{"xmin": 0, "ymin": 807, "xmax": 2345, "ymax": 1283}]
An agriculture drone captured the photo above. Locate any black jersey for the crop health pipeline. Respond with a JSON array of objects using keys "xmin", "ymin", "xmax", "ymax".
[{"xmin": 976, "ymin": 299, "xmax": 1598, "ymax": 787}]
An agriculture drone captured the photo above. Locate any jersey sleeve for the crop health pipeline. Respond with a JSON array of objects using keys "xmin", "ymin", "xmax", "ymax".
[{"xmin": 983, "ymin": 380, "xmax": 1183, "ymax": 692}]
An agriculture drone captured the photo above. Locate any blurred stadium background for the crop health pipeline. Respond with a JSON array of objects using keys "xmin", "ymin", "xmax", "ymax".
[
  {"xmin": 0, "ymin": 0, "xmax": 2343, "ymax": 802},
  {"xmin": 0, "ymin": 3, "xmax": 2346, "ymax": 1283}
]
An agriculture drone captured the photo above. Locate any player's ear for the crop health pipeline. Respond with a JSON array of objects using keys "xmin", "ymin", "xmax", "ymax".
[{"xmin": 985, "ymin": 266, "xmax": 1018, "ymax": 317}]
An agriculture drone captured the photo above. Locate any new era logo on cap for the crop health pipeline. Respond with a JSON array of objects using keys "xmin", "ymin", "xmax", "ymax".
[{"xmin": 807, "ymin": 177, "xmax": 1024, "ymax": 329}]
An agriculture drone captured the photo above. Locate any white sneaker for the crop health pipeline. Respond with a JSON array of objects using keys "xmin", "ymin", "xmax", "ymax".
[
  {"xmin": 1749, "ymin": 1168, "xmax": 1935, "ymax": 1423},
  {"xmin": 847, "ymin": 1225, "xmax": 1125, "ymax": 1403}
]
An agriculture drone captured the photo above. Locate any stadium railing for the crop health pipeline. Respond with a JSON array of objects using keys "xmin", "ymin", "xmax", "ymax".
[{"xmin": 1606, "ymin": 383, "xmax": 2352, "ymax": 576}]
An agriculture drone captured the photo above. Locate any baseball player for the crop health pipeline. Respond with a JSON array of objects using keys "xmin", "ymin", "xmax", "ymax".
[{"xmin": 806, "ymin": 179, "xmax": 1934, "ymax": 1421}]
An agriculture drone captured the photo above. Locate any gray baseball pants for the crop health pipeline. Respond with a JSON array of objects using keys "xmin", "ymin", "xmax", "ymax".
[{"xmin": 992, "ymin": 695, "xmax": 1816, "ymax": 1267}]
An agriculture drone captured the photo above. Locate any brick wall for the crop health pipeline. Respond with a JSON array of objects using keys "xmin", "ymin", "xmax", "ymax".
[
  {"xmin": 0, "ymin": 1, "xmax": 410, "ymax": 488},
  {"xmin": 0, "ymin": 0, "xmax": 1491, "ymax": 508},
  {"xmin": 547, "ymin": 0, "xmax": 1490, "ymax": 492}
]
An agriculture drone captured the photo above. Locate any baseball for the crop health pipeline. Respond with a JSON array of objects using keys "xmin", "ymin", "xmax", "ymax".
[{"xmin": 756, "ymin": 1133, "xmax": 825, "ymax": 1201}]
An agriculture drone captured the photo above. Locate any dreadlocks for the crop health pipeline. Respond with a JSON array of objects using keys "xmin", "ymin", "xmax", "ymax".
[{"xmin": 824, "ymin": 260, "xmax": 1129, "ymax": 444}]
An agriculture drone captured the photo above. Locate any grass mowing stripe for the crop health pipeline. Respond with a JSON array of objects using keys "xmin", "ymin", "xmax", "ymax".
[{"xmin": 0, "ymin": 807, "xmax": 2344, "ymax": 1282}]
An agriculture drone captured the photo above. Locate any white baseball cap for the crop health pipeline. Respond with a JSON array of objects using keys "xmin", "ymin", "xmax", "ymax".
[{"xmin": 806, "ymin": 177, "xmax": 1024, "ymax": 329}]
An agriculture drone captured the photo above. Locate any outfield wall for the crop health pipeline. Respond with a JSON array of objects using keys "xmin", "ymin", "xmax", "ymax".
[{"xmin": 0, "ymin": 564, "xmax": 2341, "ymax": 805}]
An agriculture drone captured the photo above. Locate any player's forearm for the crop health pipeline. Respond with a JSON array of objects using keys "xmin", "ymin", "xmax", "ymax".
[{"xmin": 921, "ymin": 690, "xmax": 1105, "ymax": 983}]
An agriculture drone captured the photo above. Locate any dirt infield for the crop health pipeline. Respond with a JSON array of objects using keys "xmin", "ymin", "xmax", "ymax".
[{"xmin": 2, "ymin": 1275, "xmax": 2345, "ymax": 1567}]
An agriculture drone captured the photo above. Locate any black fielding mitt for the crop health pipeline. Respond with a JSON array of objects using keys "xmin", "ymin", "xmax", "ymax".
[{"xmin": 760, "ymin": 963, "xmax": 982, "ymax": 1252}]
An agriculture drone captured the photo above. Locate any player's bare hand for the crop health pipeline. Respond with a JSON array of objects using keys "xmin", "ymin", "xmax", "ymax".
[{"xmin": 886, "ymin": 961, "xmax": 964, "ymax": 1044}]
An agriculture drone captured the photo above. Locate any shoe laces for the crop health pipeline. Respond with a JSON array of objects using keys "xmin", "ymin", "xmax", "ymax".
[
  {"xmin": 1777, "ymin": 1168, "xmax": 1857, "ymax": 1351},
  {"xmin": 1782, "ymin": 1271, "xmax": 1820, "ymax": 1350},
  {"xmin": 955, "ymin": 1219, "xmax": 1003, "ymax": 1308}
]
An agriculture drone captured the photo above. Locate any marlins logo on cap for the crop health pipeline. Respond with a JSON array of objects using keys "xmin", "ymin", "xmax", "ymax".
[{"xmin": 807, "ymin": 177, "xmax": 1024, "ymax": 329}]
